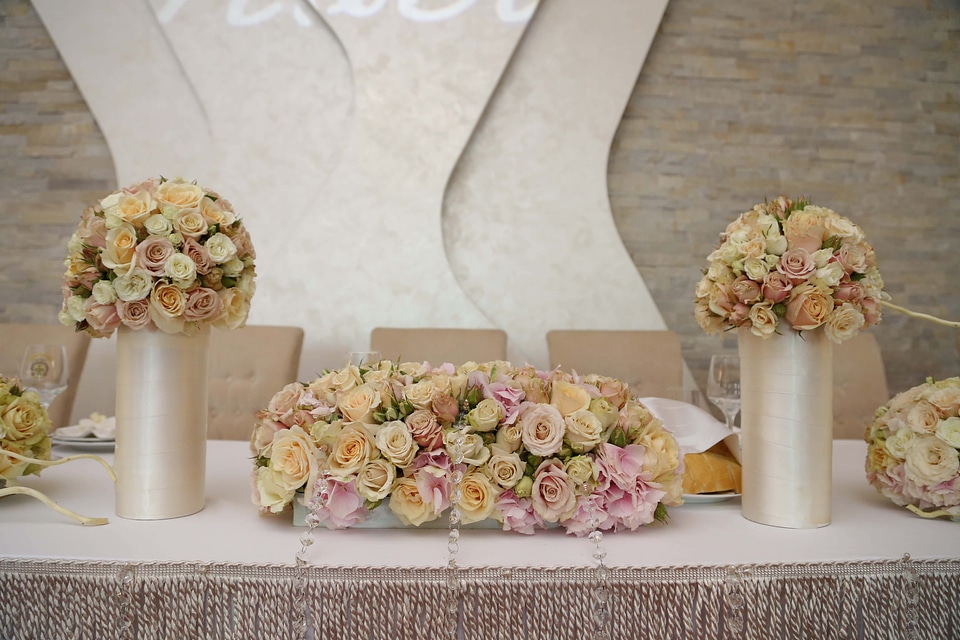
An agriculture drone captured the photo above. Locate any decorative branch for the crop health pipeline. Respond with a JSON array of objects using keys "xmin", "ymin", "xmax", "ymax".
[
  {"xmin": 881, "ymin": 300, "xmax": 960, "ymax": 329},
  {"xmin": 906, "ymin": 504, "xmax": 958, "ymax": 520},
  {"xmin": 5, "ymin": 450, "xmax": 117, "ymax": 482},
  {"xmin": 0, "ymin": 485, "xmax": 108, "ymax": 526}
]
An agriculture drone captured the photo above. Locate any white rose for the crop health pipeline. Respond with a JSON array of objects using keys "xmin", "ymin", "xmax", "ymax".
[
  {"xmin": 205, "ymin": 232, "xmax": 238, "ymax": 264},
  {"xmin": 743, "ymin": 257, "xmax": 770, "ymax": 281},
  {"xmin": 91, "ymin": 281, "xmax": 117, "ymax": 305},
  {"xmin": 355, "ymin": 458, "xmax": 396, "ymax": 502},
  {"xmin": 765, "ymin": 234, "xmax": 787, "ymax": 255},
  {"xmin": 168, "ymin": 232, "xmax": 184, "ymax": 247},
  {"xmin": 466, "ymin": 398, "xmax": 502, "ymax": 432},
  {"xmin": 113, "ymin": 267, "xmax": 153, "ymax": 302},
  {"xmin": 144, "ymin": 213, "xmax": 173, "ymax": 236},
  {"xmin": 256, "ymin": 466, "xmax": 294, "ymax": 513},
  {"xmin": 375, "ymin": 420, "xmax": 418, "ymax": 467},
  {"xmin": 811, "ymin": 248, "xmax": 834, "ymax": 269},
  {"xmin": 748, "ymin": 302, "xmax": 779, "ymax": 337},
  {"xmin": 444, "ymin": 431, "xmax": 490, "ymax": 466},
  {"xmin": 222, "ymin": 256, "xmax": 244, "ymax": 278},
  {"xmin": 935, "ymin": 417, "xmax": 960, "ymax": 449},
  {"xmin": 564, "ymin": 455, "xmax": 596, "ymax": 492},
  {"xmin": 907, "ymin": 401, "xmax": 940, "ymax": 435},
  {"xmin": 823, "ymin": 214, "xmax": 864, "ymax": 243},
  {"xmin": 564, "ymin": 409, "xmax": 603, "ymax": 453},
  {"xmin": 824, "ymin": 303, "xmax": 865, "ymax": 344},
  {"xmin": 237, "ymin": 272, "xmax": 256, "ymax": 297},
  {"xmin": 814, "ymin": 262, "xmax": 844, "ymax": 288},
  {"xmin": 164, "ymin": 253, "xmax": 197, "ymax": 289},
  {"xmin": 885, "ymin": 427, "xmax": 915, "ymax": 459},
  {"xmin": 486, "ymin": 448, "xmax": 524, "ymax": 489},
  {"xmin": 904, "ymin": 435, "xmax": 960, "ymax": 486},
  {"xmin": 66, "ymin": 295, "xmax": 87, "ymax": 322}
]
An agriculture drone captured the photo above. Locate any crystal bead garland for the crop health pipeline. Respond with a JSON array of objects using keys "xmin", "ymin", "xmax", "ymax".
[
  {"xmin": 901, "ymin": 553, "xmax": 920, "ymax": 640},
  {"xmin": 445, "ymin": 414, "xmax": 468, "ymax": 640},
  {"xmin": 293, "ymin": 467, "xmax": 330, "ymax": 640},
  {"xmin": 583, "ymin": 497, "xmax": 610, "ymax": 640}
]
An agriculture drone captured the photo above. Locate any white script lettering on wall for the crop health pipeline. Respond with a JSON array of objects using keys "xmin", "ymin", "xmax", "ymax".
[{"xmin": 156, "ymin": 0, "xmax": 538, "ymax": 26}]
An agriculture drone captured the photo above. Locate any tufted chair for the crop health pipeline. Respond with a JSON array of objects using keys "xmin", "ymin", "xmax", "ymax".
[
  {"xmin": 0, "ymin": 323, "xmax": 91, "ymax": 429},
  {"xmin": 546, "ymin": 329, "xmax": 684, "ymax": 399},
  {"xmin": 207, "ymin": 325, "xmax": 304, "ymax": 440},
  {"xmin": 370, "ymin": 327, "xmax": 507, "ymax": 366}
]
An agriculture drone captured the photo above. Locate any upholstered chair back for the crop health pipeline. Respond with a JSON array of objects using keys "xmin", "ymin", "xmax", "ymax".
[{"xmin": 833, "ymin": 332, "xmax": 889, "ymax": 439}]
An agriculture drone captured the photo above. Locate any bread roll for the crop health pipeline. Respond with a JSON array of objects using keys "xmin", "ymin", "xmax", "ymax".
[{"xmin": 682, "ymin": 441, "xmax": 742, "ymax": 494}]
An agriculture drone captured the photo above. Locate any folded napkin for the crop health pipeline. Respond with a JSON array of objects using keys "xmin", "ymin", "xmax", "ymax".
[
  {"xmin": 639, "ymin": 397, "xmax": 740, "ymax": 464},
  {"xmin": 55, "ymin": 413, "xmax": 116, "ymax": 439}
]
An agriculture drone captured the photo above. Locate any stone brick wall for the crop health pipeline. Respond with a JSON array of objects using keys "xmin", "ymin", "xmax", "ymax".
[{"xmin": 1, "ymin": 0, "xmax": 958, "ymax": 398}]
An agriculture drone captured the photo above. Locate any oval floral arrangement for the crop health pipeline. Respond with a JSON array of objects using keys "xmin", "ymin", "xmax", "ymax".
[
  {"xmin": 866, "ymin": 377, "xmax": 960, "ymax": 519},
  {"xmin": 0, "ymin": 375, "xmax": 51, "ymax": 483},
  {"xmin": 59, "ymin": 177, "xmax": 256, "ymax": 337},
  {"xmin": 251, "ymin": 360, "xmax": 683, "ymax": 536},
  {"xmin": 695, "ymin": 196, "xmax": 884, "ymax": 342}
]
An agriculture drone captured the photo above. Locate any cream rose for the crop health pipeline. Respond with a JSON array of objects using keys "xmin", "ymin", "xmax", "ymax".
[
  {"xmin": 91, "ymin": 280, "xmax": 117, "ymax": 306},
  {"xmin": 907, "ymin": 401, "xmax": 940, "ymax": 435},
  {"xmin": 904, "ymin": 435, "xmax": 960, "ymax": 486},
  {"xmin": 144, "ymin": 213, "xmax": 173, "ymax": 236},
  {"xmin": 101, "ymin": 223, "xmax": 138, "ymax": 273},
  {"xmin": 935, "ymin": 417, "xmax": 960, "ymax": 449},
  {"xmin": 486, "ymin": 447, "xmax": 524, "ymax": 489},
  {"xmin": 885, "ymin": 427, "xmax": 915, "ymax": 459},
  {"xmin": 467, "ymin": 398, "xmax": 502, "ymax": 432},
  {"xmin": 149, "ymin": 282, "xmax": 186, "ymax": 334},
  {"xmin": 213, "ymin": 287, "xmax": 249, "ymax": 330},
  {"xmin": 113, "ymin": 267, "xmax": 153, "ymax": 302},
  {"xmin": 328, "ymin": 423, "xmax": 373, "ymax": 477},
  {"xmin": 823, "ymin": 214, "xmax": 864, "ymax": 243},
  {"xmin": 375, "ymin": 420, "xmax": 418, "ymax": 467},
  {"xmin": 173, "ymin": 208, "xmax": 208, "ymax": 238},
  {"xmin": 564, "ymin": 409, "xmax": 603, "ymax": 453},
  {"xmin": 550, "ymin": 380, "xmax": 592, "ymax": 417},
  {"xmin": 389, "ymin": 477, "xmax": 438, "ymax": 526},
  {"xmin": 269, "ymin": 426, "xmax": 319, "ymax": 493},
  {"xmin": 330, "ymin": 365, "xmax": 362, "ymax": 393},
  {"xmin": 519, "ymin": 402, "xmax": 565, "ymax": 457},
  {"xmin": 823, "ymin": 303, "xmax": 865, "ymax": 344},
  {"xmin": 564, "ymin": 455, "xmax": 596, "ymax": 492},
  {"xmin": 928, "ymin": 387, "xmax": 960, "ymax": 417},
  {"xmin": 814, "ymin": 262, "xmax": 845, "ymax": 288},
  {"xmin": 588, "ymin": 397, "xmax": 619, "ymax": 431},
  {"xmin": 221, "ymin": 256, "xmax": 244, "ymax": 278},
  {"xmin": 157, "ymin": 180, "xmax": 205, "ymax": 211},
  {"xmin": 256, "ymin": 466, "xmax": 294, "ymax": 513},
  {"xmin": 164, "ymin": 253, "xmax": 198, "ymax": 289},
  {"xmin": 458, "ymin": 471, "xmax": 499, "ymax": 524},
  {"xmin": 634, "ymin": 424, "xmax": 681, "ymax": 478},
  {"xmin": 355, "ymin": 458, "xmax": 396, "ymax": 502},
  {"xmin": 404, "ymin": 380, "xmax": 436, "ymax": 410},
  {"xmin": 743, "ymin": 257, "xmax": 770, "ymax": 281},
  {"xmin": 748, "ymin": 302, "xmax": 779, "ymax": 337},
  {"xmin": 205, "ymin": 232, "xmax": 238, "ymax": 264},
  {"xmin": 494, "ymin": 420, "xmax": 523, "ymax": 453},
  {"xmin": 1, "ymin": 396, "xmax": 50, "ymax": 441},
  {"xmin": 339, "ymin": 384, "xmax": 382, "ymax": 424},
  {"xmin": 444, "ymin": 431, "xmax": 490, "ymax": 466}
]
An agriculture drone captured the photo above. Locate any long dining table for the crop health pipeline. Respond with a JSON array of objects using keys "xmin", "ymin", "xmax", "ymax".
[{"xmin": 1, "ymin": 439, "xmax": 958, "ymax": 640}]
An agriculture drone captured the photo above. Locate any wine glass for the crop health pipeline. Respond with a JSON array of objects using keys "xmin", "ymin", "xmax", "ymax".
[
  {"xmin": 707, "ymin": 354, "xmax": 741, "ymax": 432},
  {"xmin": 346, "ymin": 351, "xmax": 382, "ymax": 368},
  {"xmin": 19, "ymin": 344, "xmax": 69, "ymax": 410}
]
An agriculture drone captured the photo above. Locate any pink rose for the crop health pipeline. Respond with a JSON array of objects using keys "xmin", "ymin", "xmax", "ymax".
[
  {"xmin": 430, "ymin": 392, "xmax": 460, "ymax": 426},
  {"xmin": 530, "ymin": 459, "xmax": 576, "ymax": 522},
  {"xmin": 227, "ymin": 223, "xmax": 256, "ymax": 260},
  {"xmin": 729, "ymin": 303, "xmax": 751, "ymax": 325},
  {"xmin": 834, "ymin": 280, "xmax": 865, "ymax": 302},
  {"xmin": 519, "ymin": 402, "xmax": 565, "ymax": 457},
  {"xmin": 134, "ymin": 236, "xmax": 175, "ymax": 276},
  {"xmin": 861, "ymin": 297, "xmax": 882, "ymax": 326},
  {"xmin": 784, "ymin": 284, "xmax": 834, "ymax": 330},
  {"xmin": 776, "ymin": 247, "xmax": 816, "ymax": 284},
  {"xmin": 183, "ymin": 287, "xmax": 223, "ymax": 321},
  {"xmin": 268, "ymin": 382, "xmax": 308, "ymax": 415},
  {"xmin": 314, "ymin": 478, "xmax": 368, "ymax": 529},
  {"xmin": 837, "ymin": 243, "xmax": 868, "ymax": 274},
  {"xmin": 730, "ymin": 276, "xmax": 762, "ymax": 305},
  {"xmin": 83, "ymin": 297, "xmax": 120, "ymax": 337},
  {"xmin": 117, "ymin": 298, "xmax": 151, "ymax": 328},
  {"xmin": 494, "ymin": 491, "xmax": 543, "ymax": 535},
  {"xmin": 405, "ymin": 409, "xmax": 444, "ymax": 450},
  {"xmin": 77, "ymin": 208, "xmax": 107, "ymax": 249},
  {"xmin": 411, "ymin": 448, "xmax": 451, "ymax": 473},
  {"xmin": 761, "ymin": 272, "xmax": 793, "ymax": 304},
  {"xmin": 182, "ymin": 238, "xmax": 215, "ymax": 276}
]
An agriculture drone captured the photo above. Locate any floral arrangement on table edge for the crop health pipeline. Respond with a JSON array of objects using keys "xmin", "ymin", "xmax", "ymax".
[
  {"xmin": 0, "ymin": 374, "xmax": 52, "ymax": 484},
  {"xmin": 866, "ymin": 376, "xmax": 960, "ymax": 520},
  {"xmin": 695, "ymin": 196, "xmax": 885, "ymax": 343},
  {"xmin": 251, "ymin": 360, "xmax": 684, "ymax": 536},
  {"xmin": 59, "ymin": 177, "xmax": 256, "ymax": 338}
]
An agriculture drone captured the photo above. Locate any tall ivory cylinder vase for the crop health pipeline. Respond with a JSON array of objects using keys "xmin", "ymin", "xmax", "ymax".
[
  {"xmin": 738, "ymin": 326, "xmax": 833, "ymax": 528},
  {"xmin": 115, "ymin": 325, "xmax": 210, "ymax": 520}
]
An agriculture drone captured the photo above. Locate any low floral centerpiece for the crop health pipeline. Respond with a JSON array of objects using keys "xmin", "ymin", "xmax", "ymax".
[
  {"xmin": 866, "ymin": 377, "xmax": 960, "ymax": 520},
  {"xmin": 694, "ymin": 196, "xmax": 884, "ymax": 342},
  {"xmin": 0, "ymin": 375, "xmax": 52, "ymax": 483},
  {"xmin": 58, "ymin": 177, "xmax": 257, "ymax": 520},
  {"xmin": 59, "ymin": 177, "xmax": 256, "ymax": 337},
  {"xmin": 251, "ymin": 360, "xmax": 684, "ymax": 535}
]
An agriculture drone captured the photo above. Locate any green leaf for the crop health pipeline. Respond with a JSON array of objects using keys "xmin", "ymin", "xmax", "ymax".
[{"xmin": 654, "ymin": 502, "xmax": 669, "ymax": 524}]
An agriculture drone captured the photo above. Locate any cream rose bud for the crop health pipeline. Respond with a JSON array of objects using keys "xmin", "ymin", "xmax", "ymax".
[
  {"xmin": 389, "ymin": 477, "xmax": 438, "ymax": 526},
  {"xmin": 113, "ymin": 267, "xmax": 153, "ymax": 302},
  {"xmin": 486, "ymin": 447, "xmax": 524, "ymax": 488},
  {"xmin": 144, "ymin": 213, "xmax": 173, "ymax": 236},
  {"xmin": 91, "ymin": 280, "xmax": 117, "ymax": 305},
  {"xmin": 269, "ymin": 426, "xmax": 319, "ymax": 493},
  {"xmin": 564, "ymin": 409, "xmax": 603, "ymax": 453},
  {"xmin": 907, "ymin": 401, "xmax": 940, "ymax": 435},
  {"xmin": 458, "ymin": 471, "xmax": 499, "ymax": 524},
  {"xmin": 514, "ymin": 475, "xmax": 534, "ymax": 498},
  {"xmin": 164, "ymin": 253, "xmax": 198, "ymax": 288},
  {"xmin": 328, "ymin": 423, "xmax": 373, "ymax": 477},
  {"xmin": 168, "ymin": 232, "xmax": 184, "ymax": 247},
  {"xmin": 66, "ymin": 294, "xmax": 87, "ymax": 322},
  {"xmin": 519, "ymin": 402, "xmax": 565, "ymax": 457},
  {"xmin": 375, "ymin": 420, "xmax": 418, "ymax": 467},
  {"xmin": 339, "ymin": 384, "xmax": 382, "ymax": 423},
  {"xmin": 444, "ymin": 431, "xmax": 491, "ymax": 466},
  {"xmin": 884, "ymin": 426, "xmax": 915, "ymax": 459},
  {"xmin": 563, "ymin": 455, "xmax": 595, "ymax": 492},
  {"xmin": 237, "ymin": 272, "xmax": 257, "ymax": 297},
  {"xmin": 205, "ymin": 232, "xmax": 238, "ymax": 264},
  {"xmin": 935, "ymin": 417, "xmax": 960, "ymax": 448},
  {"xmin": 355, "ymin": 458, "xmax": 396, "ymax": 502},
  {"xmin": 904, "ymin": 435, "xmax": 960, "ymax": 486},
  {"xmin": 467, "ymin": 398, "xmax": 502, "ymax": 432},
  {"xmin": 221, "ymin": 256, "xmax": 244, "ymax": 278},
  {"xmin": 67, "ymin": 232, "xmax": 83, "ymax": 254},
  {"xmin": 57, "ymin": 308, "xmax": 74, "ymax": 327},
  {"xmin": 494, "ymin": 421, "xmax": 523, "ymax": 453},
  {"xmin": 550, "ymin": 380, "xmax": 592, "ymax": 417},
  {"xmin": 256, "ymin": 466, "xmax": 295, "ymax": 513}
]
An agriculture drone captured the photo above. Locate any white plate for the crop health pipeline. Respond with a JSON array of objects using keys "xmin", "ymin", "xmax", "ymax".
[
  {"xmin": 50, "ymin": 436, "xmax": 115, "ymax": 451},
  {"xmin": 682, "ymin": 492, "xmax": 741, "ymax": 504}
]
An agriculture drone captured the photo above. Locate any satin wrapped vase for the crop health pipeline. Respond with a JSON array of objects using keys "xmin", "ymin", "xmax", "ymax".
[
  {"xmin": 114, "ymin": 325, "xmax": 210, "ymax": 520},
  {"xmin": 738, "ymin": 326, "xmax": 833, "ymax": 529}
]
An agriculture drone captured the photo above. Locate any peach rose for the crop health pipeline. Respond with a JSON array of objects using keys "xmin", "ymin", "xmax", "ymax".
[
  {"xmin": 375, "ymin": 420, "xmax": 418, "ymax": 467},
  {"xmin": 824, "ymin": 303, "xmax": 865, "ymax": 344},
  {"xmin": 784, "ymin": 207, "xmax": 826, "ymax": 253},
  {"xmin": 458, "ymin": 471, "xmax": 499, "ymax": 524},
  {"xmin": 776, "ymin": 247, "xmax": 816, "ymax": 284},
  {"xmin": 761, "ymin": 271, "xmax": 793, "ymax": 304},
  {"xmin": 928, "ymin": 386, "xmax": 960, "ymax": 417},
  {"xmin": 328, "ymin": 423, "xmax": 373, "ymax": 477},
  {"xmin": 182, "ymin": 238, "xmax": 215, "ymax": 275},
  {"xmin": 269, "ymin": 426, "xmax": 319, "ymax": 493},
  {"xmin": 730, "ymin": 276, "xmax": 762, "ymax": 305},
  {"xmin": 405, "ymin": 409, "xmax": 443, "ymax": 450},
  {"xmin": 117, "ymin": 298, "xmax": 151, "ymax": 328},
  {"xmin": 200, "ymin": 196, "xmax": 235, "ymax": 226},
  {"xmin": 101, "ymin": 223, "xmax": 138, "ymax": 273},
  {"xmin": 584, "ymin": 375, "xmax": 630, "ymax": 410},
  {"xmin": 404, "ymin": 380, "xmax": 436, "ymax": 410},
  {"xmin": 83, "ymin": 297, "xmax": 120, "ymax": 337},
  {"xmin": 550, "ymin": 380, "xmax": 592, "ymax": 417},
  {"xmin": 389, "ymin": 477, "xmax": 438, "ymax": 526},
  {"xmin": 101, "ymin": 189, "xmax": 156, "ymax": 225},
  {"xmin": 134, "ymin": 235, "xmax": 175, "ymax": 276},
  {"xmin": 784, "ymin": 284, "xmax": 834, "ymax": 330},
  {"xmin": 149, "ymin": 282, "xmax": 186, "ymax": 334},
  {"xmin": 1, "ymin": 396, "xmax": 50, "ymax": 442},
  {"xmin": 213, "ymin": 287, "xmax": 249, "ymax": 330},
  {"xmin": 907, "ymin": 401, "xmax": 940, "ymax": 435},
  {"xmin": 183, "ymin": 287, "xmax": 223, "ymax": 322},
  {"xmin": 355, "ymin": 458, "xmax": 396, "ymax": 502},
  {"xmin": 157, "ymin": 179, "xmax": 205, "ymax": 211},
  {"xmin": 172, "ymin": 208, "xmax": 207, "ymax": 239},
  {"xmin": 486, "ymin": 446, "xmax": 524, "ymax": 489},
  {"xmin": 339, "ymin": 384, "xmax": 382, "ymax": 424}
]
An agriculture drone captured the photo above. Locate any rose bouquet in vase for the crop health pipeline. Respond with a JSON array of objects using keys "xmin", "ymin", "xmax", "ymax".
[
  {"xmin": 695, "ymin": 197, "xmax": 885, "ymax": 528},
  {"xmin": 60, "ymin": 177, "xmax": 256, "ymax": 520}
]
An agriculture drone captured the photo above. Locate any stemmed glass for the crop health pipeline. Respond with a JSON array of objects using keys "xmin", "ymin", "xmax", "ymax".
[
  {"xmin": 346, "ymin": 351, "xmax": 381, "ymax": 368},
  {"xmin": 707, "ymin": 354, "xmax": 741, "ymax": 432},
  {"xmin": 19, "ymin": 344, "xmax": 69, "ymax": 410}
]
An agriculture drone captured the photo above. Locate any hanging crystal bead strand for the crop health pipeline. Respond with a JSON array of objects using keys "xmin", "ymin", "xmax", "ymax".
[
  {"xmin": 584, "ymin": 498, "xmax": 611, "ymax": 640},
  {"xmin": 293, "ymin": 468, "xmax": 330, "ymax": 640},
  {"xmin": 446, "ymin": 418, "xmax": 468, "ymax": 640}
]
